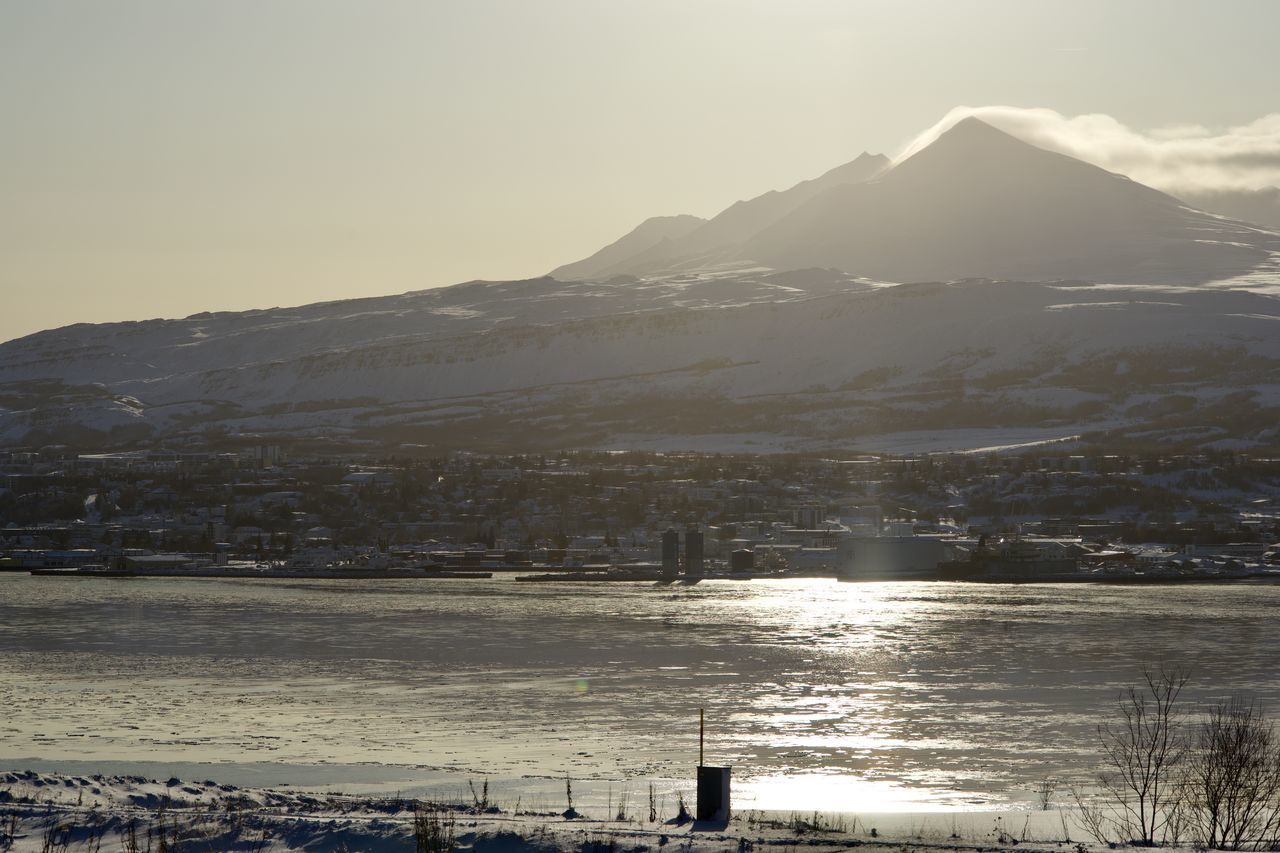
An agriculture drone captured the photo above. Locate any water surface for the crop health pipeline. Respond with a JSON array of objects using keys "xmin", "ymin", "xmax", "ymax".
[{"xmin": 2, "ymin": 575, "xmax": 1277, "ymax": 812}]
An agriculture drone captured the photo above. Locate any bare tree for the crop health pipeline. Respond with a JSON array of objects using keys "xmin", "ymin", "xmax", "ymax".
[
  {"xmin": 1068, "ymin": 782, "xmax": 1115, "ymax": 844},
  {"xmin": 1184, "ymin": 696, "xmax": 1280, "ymax": 850},
  {"xmin": 1097, "ymin": 665, "xmax": 1189, "ymax": 845},
  {"xmin": 1035, "ymin": 777, "xmax": 1057, "ymax": 810}
]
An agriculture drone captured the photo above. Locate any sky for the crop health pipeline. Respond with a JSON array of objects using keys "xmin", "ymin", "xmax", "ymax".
[{"xmin": 3, "ymin": 0, "xmax": 1280, "ymax": 343}]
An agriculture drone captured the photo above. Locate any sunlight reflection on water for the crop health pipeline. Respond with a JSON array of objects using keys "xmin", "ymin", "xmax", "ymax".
[{"xmin": 2, "ymin": 575, "xmax": 1279, "ymax": 810}]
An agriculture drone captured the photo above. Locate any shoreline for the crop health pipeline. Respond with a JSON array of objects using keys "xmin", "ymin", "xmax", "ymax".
[
  {"xmin": 10, "ymin": 568, "xmax": 1280, "ymax": 584},
  {"xmin": 0, "ymin": 769, "xmax": 1097, "ymax": 853}
]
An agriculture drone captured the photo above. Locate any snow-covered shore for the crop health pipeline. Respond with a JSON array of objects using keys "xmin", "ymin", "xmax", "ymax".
[{"xmin": 0, "ymin": 769, "xmax": 1081, "ymax": 853}]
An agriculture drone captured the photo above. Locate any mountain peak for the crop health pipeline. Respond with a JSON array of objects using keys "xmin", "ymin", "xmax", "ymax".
[
  {"xmin": 909, "ymin": 115, "xmax": 1033, "ymax": 161},
  {"xmin": 945, "ymin": 115, "xmax": 1006, "ymax": 135},
  {"xmin": 744, "ymin": 113, "xmax": 1275, "ymax": 285},
  {"xmin": 886, "ymin": 113, "xmax": 1091, "ymax": 186}
]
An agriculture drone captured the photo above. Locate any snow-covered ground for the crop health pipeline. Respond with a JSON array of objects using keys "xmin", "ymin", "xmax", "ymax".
[
  {"xmin": 2, "ymin": 272, "xmax": 1277, "ymax": 452},
  {"xmin": 0, "ymin": 769, "xmax": 1104, "ymax": 853}
]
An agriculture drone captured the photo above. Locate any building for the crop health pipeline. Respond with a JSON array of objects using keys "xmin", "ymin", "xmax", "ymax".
[
  {"xmin": 661, "ymin": 528, "xmax": 679, "ymax": 577},
  {"xmin": 685, "ymin": 528, "xmax": 704, "ymax": 577}
]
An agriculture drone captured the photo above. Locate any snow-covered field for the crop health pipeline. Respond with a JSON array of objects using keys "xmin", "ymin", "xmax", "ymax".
[{"xmin": 0, "ymin": 769, "xmax": 1105, "ymax": 853}]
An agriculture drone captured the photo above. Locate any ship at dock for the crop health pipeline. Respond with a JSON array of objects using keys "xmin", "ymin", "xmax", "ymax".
[{"xmin": 938, "ymin": 536, "xmax": 1081, "ymax": 582}]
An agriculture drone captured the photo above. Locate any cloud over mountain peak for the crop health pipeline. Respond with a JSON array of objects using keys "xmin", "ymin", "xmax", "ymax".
[{"xmin": 900, "ymin": 105, "xmax": 1280, "ymax": 194}]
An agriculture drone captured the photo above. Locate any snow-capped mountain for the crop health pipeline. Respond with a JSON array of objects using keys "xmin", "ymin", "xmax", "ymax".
[{"xmin": 2, "ymin": 118, "xmax": 1279, "ymax": 453}]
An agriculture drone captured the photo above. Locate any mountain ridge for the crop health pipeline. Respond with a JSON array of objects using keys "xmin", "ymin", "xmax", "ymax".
[
  {"xmin": 550, "ymin": 151, "xmax": 889, "ymax": 280},
  {"xmin": 549, "ymin": 215, "xmax": 707, "ymax": 281}
]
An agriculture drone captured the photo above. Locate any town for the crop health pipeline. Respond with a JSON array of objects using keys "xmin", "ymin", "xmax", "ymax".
[{"xmin": 2, "ymin": 445, "xmax": 1277, "ymax": 583}]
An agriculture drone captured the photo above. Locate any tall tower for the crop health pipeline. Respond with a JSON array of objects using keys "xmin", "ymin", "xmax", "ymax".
[
  {"xmin": 685, "ymin": 527, "xmax": 704, "ymax": 577},
  {"xmin": 661, "ymin": 528, "xmax": 680, "ymax": 577}
]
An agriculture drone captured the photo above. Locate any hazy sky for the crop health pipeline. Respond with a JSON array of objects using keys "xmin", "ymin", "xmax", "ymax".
[{"xmin": 4, "ymin": 0, "xmax": 1280, "ymax": 343}]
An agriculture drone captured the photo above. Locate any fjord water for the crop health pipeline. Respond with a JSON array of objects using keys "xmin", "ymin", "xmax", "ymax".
[{"xmin": 3, "ymin": 575, "xmax": 1279, "ymax": 813}]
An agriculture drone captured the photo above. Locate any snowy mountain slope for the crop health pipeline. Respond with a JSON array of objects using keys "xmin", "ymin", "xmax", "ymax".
[
  {"xmin": 1179, "ymin": 187, "xmax": 1280, "ymax": 231},
  {"xmin": 2, "ymin": 270, "xmax": 1277, "ymax": 451},
  {"xmin": 0, "ymin": 267, "xmax": 858, "ymax": 389}
]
